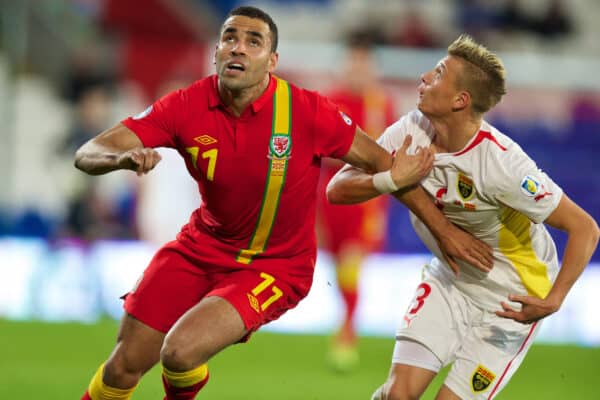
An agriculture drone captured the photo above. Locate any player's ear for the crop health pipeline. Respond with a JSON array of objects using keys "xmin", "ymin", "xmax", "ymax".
[
  {"xmin": 268, "ymin": 52, "xmax": 279, "ymax": 72},
  {"xmin": 452, "ymin": 90, "xmax": 470, "ymax": 112}
]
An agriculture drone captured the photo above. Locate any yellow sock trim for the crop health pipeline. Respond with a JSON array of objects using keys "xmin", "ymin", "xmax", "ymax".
[
  {"xmin": 88, "ymin": 363, "xmax": 137, "ymax": 400},
  {"xmin": 162, "ymin": 364, "xmax": 209, "ymax": 388}
]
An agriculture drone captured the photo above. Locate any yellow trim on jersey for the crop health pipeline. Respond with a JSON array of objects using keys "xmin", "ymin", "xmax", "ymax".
[
  {"xmin": 236, "ymin": 78, "xmax": 291, "ymax": 264},
  {"xmin": 273, "ymin": 79, "xmax": 291, "ymax": 135},
  {"xmin": 498, "ymin": 208, "xmax": 552, "ymax": 298}
]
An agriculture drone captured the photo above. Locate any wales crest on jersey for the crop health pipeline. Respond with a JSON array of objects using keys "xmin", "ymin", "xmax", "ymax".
[{"xmin": 269, "ymin": 134, "xmax": 292, "ymax": 159}]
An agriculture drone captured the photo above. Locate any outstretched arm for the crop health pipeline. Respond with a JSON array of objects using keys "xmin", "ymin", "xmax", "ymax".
[
  {"xmin": 496, "ymin": 194, "xmax": 600, "ymax": 324},
  {"xmin": 329, "ymin": 132, "xmax": 433, "ymax": 204},
  {"xmin": 328, "ymin": 134, "xmax": 493, "ymax": 273},
  {"xmin": 74, "ymin": 123, "xmax": 162, "ymax": 176}
]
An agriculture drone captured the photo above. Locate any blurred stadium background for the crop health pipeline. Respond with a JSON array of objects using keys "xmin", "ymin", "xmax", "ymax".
[{"xmin": 0, "ymin": 0, "xmax": 599, "ymax": 399}]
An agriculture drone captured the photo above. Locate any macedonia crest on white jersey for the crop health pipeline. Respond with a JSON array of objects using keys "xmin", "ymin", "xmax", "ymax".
[{"xmin": 378, "ymin": 110, "xmax": 563, "ymax": 311}]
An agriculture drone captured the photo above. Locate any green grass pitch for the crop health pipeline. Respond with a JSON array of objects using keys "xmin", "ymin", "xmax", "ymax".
[{"xmin": 1, "ymin": 319, "xmax": 598, "ymax": 399}]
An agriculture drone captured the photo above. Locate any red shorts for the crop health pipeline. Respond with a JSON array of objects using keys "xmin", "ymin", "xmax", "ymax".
[{"xmin": 123, "ymin": 242, "xmax": 313, "ymax": 335}]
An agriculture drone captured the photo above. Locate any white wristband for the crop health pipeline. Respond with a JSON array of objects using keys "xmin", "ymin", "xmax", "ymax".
[{"xmin": 372, "ymin": 170, "xmax": 399, "ymax": 194}]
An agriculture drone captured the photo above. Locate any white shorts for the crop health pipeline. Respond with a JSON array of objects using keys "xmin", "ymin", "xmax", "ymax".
[{"xmin": 393, "ymin": 274, "xmax": 541, "ymax": 399}]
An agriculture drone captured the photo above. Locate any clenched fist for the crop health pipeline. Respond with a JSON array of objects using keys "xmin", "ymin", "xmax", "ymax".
[{"xmin": 117, "ymin": 147, "xmax": 162, "ymax": 176}]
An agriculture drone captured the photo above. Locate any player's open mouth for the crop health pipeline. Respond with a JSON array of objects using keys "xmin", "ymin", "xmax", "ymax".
[{"xmin": 226, "ymin": 62, "xmax": 245, "ymax": 71}]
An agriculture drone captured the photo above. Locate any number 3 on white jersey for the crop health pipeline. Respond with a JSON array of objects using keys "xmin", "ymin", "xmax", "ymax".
[{"xmin": 405, "ymin": 282, "xmax": 432, "ymax": 319}]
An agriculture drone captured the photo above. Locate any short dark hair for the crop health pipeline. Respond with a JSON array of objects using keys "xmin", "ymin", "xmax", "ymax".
[{"xmin": 225, "ymin": 6, "xmax": 278, "ymax": 52}]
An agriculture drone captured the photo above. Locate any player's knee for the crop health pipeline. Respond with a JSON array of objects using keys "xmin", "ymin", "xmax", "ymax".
[
  {"xmin": 385, "ymin": 379, "xmax": 421, "ymax": 400},
  {"xmin": 104, "ymin": 350, "xmax": 144, "ymax": 386},
  {"xmin": 160, "ymin": 338, "xmax": 199, "ymax": 371}
]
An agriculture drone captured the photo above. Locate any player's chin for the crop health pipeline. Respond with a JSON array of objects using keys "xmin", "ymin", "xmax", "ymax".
[{"xmin": 221, "ymin": 75, "xmax": 246, "ymax": 90}]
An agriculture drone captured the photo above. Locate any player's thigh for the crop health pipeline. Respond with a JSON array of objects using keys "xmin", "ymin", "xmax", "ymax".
[
  {"xmin": 444, "ymin": 316, "xmax": 541, "ymax": 399},
  {"xmin": 162, "ymin": 295, "xmax": 247, "ymax": 366},
  {"xmin": 209, "ymin": 266, "xmax": 310, "ymax": 334},
  {"xmin": 123, "ymin": 245, "xmax": 214, "ymax": 333},
  {"xmin": 106, "ymin": 313, "xmax": 165, "ymax": 374},
  {"xmin": 397, "ymin": 276, "xmax": 465, "ymax": 364},
  {"xmin": 163, "ymin": 267, "xmax": 309, "ymax": 363}
]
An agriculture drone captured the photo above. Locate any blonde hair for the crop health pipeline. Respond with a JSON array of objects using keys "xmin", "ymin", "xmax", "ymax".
[{"xmin": 448, "ymin": 34, "xmax": 506, "ymax": 114}]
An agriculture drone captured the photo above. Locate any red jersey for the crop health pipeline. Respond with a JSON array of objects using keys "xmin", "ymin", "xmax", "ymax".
[
  {"xmin": 317, "ymin": 86, "xmax": 396, "ymax": 254},
  {"xmin": 122, "ymin": 75, "xmax": 355, "ymax": 272}
]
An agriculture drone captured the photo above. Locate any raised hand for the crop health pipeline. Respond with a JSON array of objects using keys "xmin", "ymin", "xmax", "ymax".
[
  {"xmin": 495, "ymin": 294, "xmax": 560, "ymax": 324},
  {"xmin": 118, "ymin": 147, "xmax": 162, "ymax": 176},
  {"xmin": 390, "ymin": 135, "xmax": 434, "ymax": 189}
]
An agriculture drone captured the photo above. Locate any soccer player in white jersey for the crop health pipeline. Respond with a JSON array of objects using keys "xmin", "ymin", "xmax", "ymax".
[{"xmin": 327, "ymin": 34, "xmax": 599, "ymax": 400}]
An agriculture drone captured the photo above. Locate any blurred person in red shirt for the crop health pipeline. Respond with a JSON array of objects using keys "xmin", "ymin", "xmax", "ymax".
[{"xmin": 317, "ymin": 33, "xmax": 397, "ymax": 372}]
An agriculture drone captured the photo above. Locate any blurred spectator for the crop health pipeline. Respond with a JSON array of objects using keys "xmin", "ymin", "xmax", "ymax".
[
  {"xmin": 457, "ymin": 0, "xmax": 574, "ymax": 42},
  {"xmin": 61, "ymin": 84, "xmax": 112, "ymax": 152},
  {"xmin": 495, "ymin": 0, "xmax": 533, "ymax": 33},
  {"xmin": 58, "ymin": 81, "xmax": 137, "ymax": 241},
  {"xmin": 100, "ymin": 0, "xmax": 213, "ymax": 102},
  {"xmin": 61, "ymin": 45, "xmax": 113, "ymax": 105},
  {"xmin": 534, "ymin": 0, "xmax": 573, "ymax": 39},
  {"xmin": 391, "ymin": 9, "xmax": 438, "ymax": 48},
  {"xmin": 570, "ymin": 92, "xmax": 600, "ymax": 145},
  {"xmin": 317, "ymin": 31, "xmax": 396, "ymax": 372},
  {"xmin": 455, "ymin": 0, "xmax": 498, "ymax": 39}
]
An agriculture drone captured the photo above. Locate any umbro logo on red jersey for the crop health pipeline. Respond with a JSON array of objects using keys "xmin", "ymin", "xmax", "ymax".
[{"xmin": 194, "ymin": 135, "xmax": 217, "ymax": 145}]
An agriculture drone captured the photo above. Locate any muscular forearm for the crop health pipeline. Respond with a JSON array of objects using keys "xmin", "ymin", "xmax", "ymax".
[
  {"xmin": 330, "ymin": 130, "xmax": 433, "ymax": 204},
  {"xmin": 340, "ymin": 126, "xmax": 393, "ymax": 174},
  {"xmin": 74, "ymin": 143, "xmax": 127, "ymax": 175},
  {"xmin": 394, "ymin": 186, "xmax": 452, "ymax": 237},
  {"xmin": 546, "ymin": 219, "xmax": 600, "ymax": 307},
  {"xmin": 326, "ymin": 167, "xmax": 383, "ymax": 204},
  {"xmin": 328, "ymin": 139, "xmax": 394, "ymax": 204},
  {"xmin": 74, "ymin": 123, "xmax": 148, "ymax": 175}
]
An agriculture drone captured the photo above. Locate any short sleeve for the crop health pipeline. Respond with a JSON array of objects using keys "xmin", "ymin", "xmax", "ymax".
[
  {"xmin": 121, "ymin": 89, "xmax": 186, "ymax": 149},
  {"xmin": 376, "ymin": 114, "xmax": 414, "ymax": 153},
  {"xmin": 491, "ymin": 144, "xmax": 563, "ymax": 224},
  {"xmin": 313, "ymin": 94, "xmax": 356, "ymax": 158}
]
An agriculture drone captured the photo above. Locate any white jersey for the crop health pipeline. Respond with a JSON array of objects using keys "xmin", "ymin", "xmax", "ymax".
[{"xmin": 378, "ymin": 110, "xmax": 563, "ymax": 311}]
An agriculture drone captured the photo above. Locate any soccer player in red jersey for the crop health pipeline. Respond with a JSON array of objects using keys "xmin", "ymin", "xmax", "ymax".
[
  {"xmin": 317, "ymin": 33, "xmax": 397, "ymax": 371},
  {"xmin": 75, "ymin": 6, "xmax": 492, "ymax": 400}
]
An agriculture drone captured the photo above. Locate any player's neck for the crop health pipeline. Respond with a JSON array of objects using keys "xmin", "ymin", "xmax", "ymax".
[
  {"xmin": 218, "ymin": 74, "xmax": 271, "ymax": 117},
  {"xmin": 431, "ymin": 115, "xmax": 482, "ymax": 153}
]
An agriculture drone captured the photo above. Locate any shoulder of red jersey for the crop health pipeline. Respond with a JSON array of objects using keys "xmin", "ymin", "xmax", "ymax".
[
  {"xmin": 285, "ymin": 80, "xmax": 319, "ymax": 104},
  {"xmin": 183, "ymin": 75, "xmax": 214, "ymax": 97},
  {"xmin": 166, "ymin": 75, "xmax": 214, "ymax": 111},
  {"xmin": 288, "ymin": 83, "xmax": 354, "ymax": 123}
]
